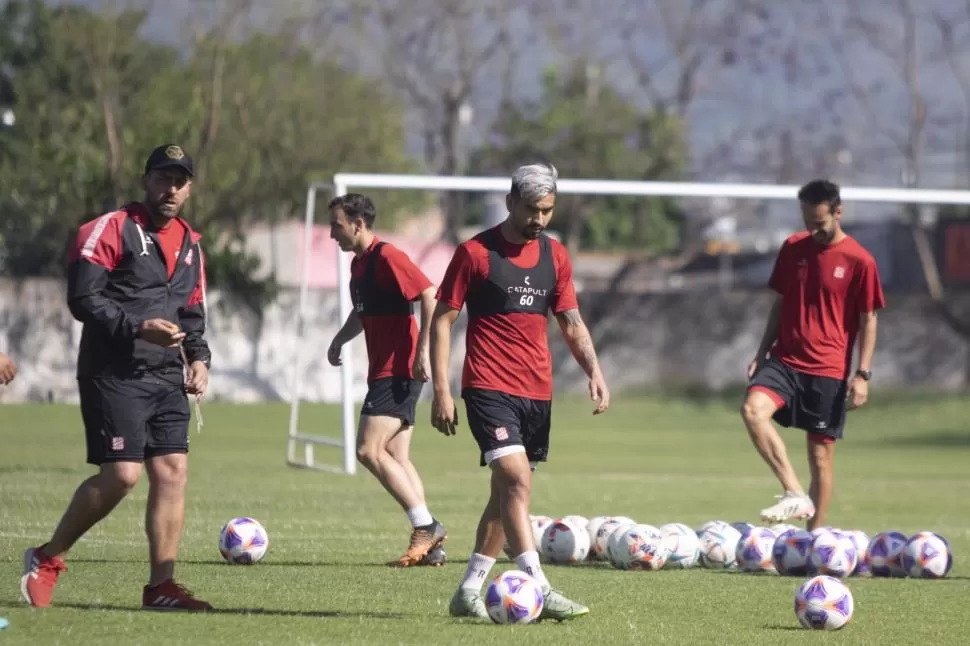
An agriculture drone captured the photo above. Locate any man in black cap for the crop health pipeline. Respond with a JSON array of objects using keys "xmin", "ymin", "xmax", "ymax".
[{"xmin": 20, "ymin": 144, "xmax": 214, "ymax": 612}]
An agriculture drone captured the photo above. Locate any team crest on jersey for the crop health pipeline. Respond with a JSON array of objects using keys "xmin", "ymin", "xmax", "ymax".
[
  {"xmin": 184, "ymin": 248, "xmax": 193, "ymax": 265},
  {"xmin": 833, "ymin": 266, "xmax": 845, "ymax": 279}
]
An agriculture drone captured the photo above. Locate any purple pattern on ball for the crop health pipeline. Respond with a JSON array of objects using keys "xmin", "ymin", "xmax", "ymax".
[
  {"xmin": 485, "ymin": 584, "xmax": 502, "ymax": 607},
  {"xmin": 834, "ymin": 593, "xmax": 852, "ymax": 616}
]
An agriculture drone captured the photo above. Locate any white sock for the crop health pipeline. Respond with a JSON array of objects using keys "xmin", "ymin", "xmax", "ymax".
[
  {"xmin": 514, "ymin": 550, "xmax": 550, "ymax": 591},
  {"xmin": 460, "ymin": 553, "xmax": 496, "ymax": 591},
  {"xmin": 406, "ymin": 505, "xmax": 434, "ymax": 528}
]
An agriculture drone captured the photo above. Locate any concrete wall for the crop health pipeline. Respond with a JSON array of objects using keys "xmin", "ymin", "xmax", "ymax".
[{"xmin": 1, "ymin": 278, "xmax": 968, "ymax": 403}]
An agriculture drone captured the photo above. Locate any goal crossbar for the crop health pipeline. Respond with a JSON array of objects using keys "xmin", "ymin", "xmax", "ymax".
[{"xmin": 287, "ymin": 173, "xmax": 970, "ymax": 475}]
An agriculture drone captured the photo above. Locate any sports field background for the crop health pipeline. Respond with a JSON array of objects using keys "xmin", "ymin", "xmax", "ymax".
[{"xmin": 1, "ymin": 392, "xmax": 968, "ymax": 645}]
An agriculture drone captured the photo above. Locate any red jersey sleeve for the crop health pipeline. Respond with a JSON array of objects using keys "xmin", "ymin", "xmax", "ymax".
[
  {"xmin": 855, "ymin": 257, "xmax": 886, "ymax": 313},
  {"xmin": 379, "ymin": 245, "xmax": 433, "ymax": 302},
  {"xmin": 550, "ymin": 242, "xmax": 579, "ymax": 313},
  {"xmin": 767, "ymin": 241, "xmax": 790, "ymax": 294},
  {"xmin": 436, "ymin": 242, "xmax": 483, "ymax": 310}
]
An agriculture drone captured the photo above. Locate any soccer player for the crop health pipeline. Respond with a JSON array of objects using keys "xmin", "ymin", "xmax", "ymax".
[
  {"xmin": 430, "ymin": 162, "xmax": 610, "ymax": 621},
  {"xmin": 743, "ymin": 179, "xmax": 885, "ymax": 530},
  {"xmin": 0, "ymin": 352, "xmax": 16, "ymax": 384},
  {"xmin": 327, "ymin": 193, "xmax": 447, "ymax": 567},
  {"xmin": 21, "ymin": 144, "xmax": 213, "ymax": 611}
]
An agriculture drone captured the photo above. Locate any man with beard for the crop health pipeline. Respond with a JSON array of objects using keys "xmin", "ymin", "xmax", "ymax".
[
  {"xmin": 21, "ymin": 144, "xmax": 213, "ymax": 612},
  {"xmin": 742, "ymin": 179, "xmax": 885, "ymax": 530},
  {"xmin": 430, "ymin": 162, "xmax": 610, "ymax": 621}
]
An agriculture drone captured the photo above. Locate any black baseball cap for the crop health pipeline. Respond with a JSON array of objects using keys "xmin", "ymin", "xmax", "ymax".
[{"xmin": 144, "ymin": 144, "xmax": 194, "ymax": 177}]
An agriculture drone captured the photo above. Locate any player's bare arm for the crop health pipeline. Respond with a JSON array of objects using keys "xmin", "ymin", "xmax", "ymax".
[
  {"xmin": 847, "ymin": 310, "xmax": 878, "ymax": 410},
  {"xmin": 555, "ymin": 308, "xmax": 610, "ymax": 414},
  {"xmin": 412, "ymin": 286, "xmax": 436, "ymax": 382},
  {"xmin": 0, "ymin": 352, "xmax": 17, "ymax": 385},
  {"xmin": 430, "ymin": 301, "xmax": 460, "ymax": 435},
  {"xmin": 748, "ymin": 294, "xmax": 783, "ymax": 379},
  {"xmin": 327, "ymin": 310, "xmax": 364, "ymax": 367}
]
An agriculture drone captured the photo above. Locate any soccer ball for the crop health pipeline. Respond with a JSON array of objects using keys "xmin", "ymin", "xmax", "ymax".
[
  {"xmin": 605, "ymin": 522, "xmax": 639, "ymax": 567},
  {"xmin": 842, "ymin": 530, "xmax": 870, "ymax": 576},
  {"xmin": 484, "ymin": 570, "xmax": 544, "ymax": 624},
  {"xmin": 809, "ymin": 530, "xmax": 858, "ymax": 578},
  {"xmin": 731, "ymin": 521, "xmax": 755, "ymax": 534},
  {"xmin": 696, "ymin": 520, "xmax": 731, "ymax": 536},
  {"xmin": 901, "ymin": 531, "xmax": 953, "ymax": 579},
  {"xmin": 218, "ymin": 517, "xmax": 269, "ymax": 564},
  {"xmin": 698, "ymin": 523, "xmax": 741, "ymax": 569},
  {"xmin": 590, "ymin": 519, "xmax": 623, "ymax": 561},
  {"xmin": 866, "ymin": 531, "xmax": 908, "ymax": 577},
  {"xmin": 585, "ymin": 516, "xmax": 611, "ymax": 556},
  {"xmin": 772, "ymin": 529, "xmax": 815, "ymax": 576},
  {"xmin": 660, "ymin": 523, "xmax": 701, "ymax": 569},
  {"xmin": 562, "ymin": 515, "xmax": 589, "ymax": 532},
  {"xmin": 612, "ymin": 524, "xmax": 668, "ymax": 570},
  {"xmin": 794, "ymin": 575, "xmax": 854, "ymax": 630},
  {"xmin": 736, "ymin": 526, "xmax": 777, "ymax": 573},
  {"xmin": 771, "ymin": 523, "xmax": 800, "ymax": 536},
  {"xmin": 541, "ymin": 518, "xmax": 590, "ymax": 564}
]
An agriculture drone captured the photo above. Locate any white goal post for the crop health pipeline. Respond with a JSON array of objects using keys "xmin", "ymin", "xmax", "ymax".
[{"xmin": 287, "ymin": 173, "xmax": 970, "ymax": 475}]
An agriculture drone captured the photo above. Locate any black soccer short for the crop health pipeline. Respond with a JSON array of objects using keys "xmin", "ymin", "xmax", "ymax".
[
  {"xmin": 748, "ymin": 357, "xmax": 848, "ymax": 441},
  {"xmin": 462, "ymin": 388, "xmax": 551, "ymax": 467},
  {"xmin": 79, "ymin": 377, "xmax": 191, "ymax": 465},
  {"xmin": 360, "ymin": 377, "xmax": 423, "ymax": 427}
]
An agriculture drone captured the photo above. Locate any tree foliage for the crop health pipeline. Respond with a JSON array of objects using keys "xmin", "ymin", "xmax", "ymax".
[
  {"xmin": 0, "ymin": 0, "xmax": 416, "ymax": 313},
  {"xmin": 470, "ymin": 63, "xmax": 688, "ymax": 253}
]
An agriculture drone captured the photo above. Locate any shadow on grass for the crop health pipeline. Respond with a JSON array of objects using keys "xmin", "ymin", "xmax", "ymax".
[
  {"xmin": 763, "ymin": 624, "xmax": 804, "ymax": 631},
  {"xmin": 64, "ymin": 557, "xmax": 472, "ymax": 568},
  {"xmin": 869, "ymin": 429, "xmax": 970, "ymax": 449},
  {"xmin": 0, "ymin": 600, "xmax": 406, "ymax": 620}
]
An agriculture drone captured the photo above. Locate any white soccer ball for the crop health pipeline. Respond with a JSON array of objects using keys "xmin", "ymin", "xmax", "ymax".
[
  {"xmin": 731, "ymin": 521, "xmax": 755, "ymax": 534},
  {"xmin": 660, "ymin": 523, "xmax": 701, "ymax": 569},
  {"xmin": 809, "ymin": 530, "xmax": 857, "ymax": 579},
  {"xmin": 541, "ymin": 518, "xmax": 590, "ymax": 564},
  {"xmin": 530, "ymin": 515, "xmax": 554, "ymax": 549},
  {"xmin": 218, "ymin": 517, "xmax": 269, "ymax": 565},
  {"xmin": 697, "ymin": 520, "xmax": 731, "ymax": 536},
  {"xmin": 584, "ymin": 516, "xmax": 610, "ymax": 555},
  {"xmin": 612, "ymin": 524, "xmax": 668, "ymax": 570},
  {"xmin": 842, "ymin": 530, "xmax": 870, "ymax": 576},
  {"xmin": 866, "ymin": 531, "xmax": 908, "ymax": 578},
  {"xmin": 901, "ymin": 531, "xmax": 953, "ymax": 579},
  {"xmin": 698, "ymin": 523, "xmax": 741, "ymax": 569},
  {"xmin": 605, "ymin": 522, "xmax": 638, "ymax": 567},
  {"xmin": 484, "ymin": 570, "xmax": 544, "ymax": 624},
  {"xmin": 562, "ymin": 515, "xmax": 589, "ymax": 532},
  {"xmin": 736, "ymin": 526, "xmax": 777, "ymax": 573},
  {"xmin": 771, "ymin": 523, "xmax": 800, "ymax": 536},
  {"xmin": 772, "ymin": 529, "xmax": 815, "ymax": 576},
  {"xmin": 794, "ymin": 575, "xmax": 854, "ymax": 630},
  {"xmin": 590, "ymin": 519, "xmax": 622, "ymax": 561}
]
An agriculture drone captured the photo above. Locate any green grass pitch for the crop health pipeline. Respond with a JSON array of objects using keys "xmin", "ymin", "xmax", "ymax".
[{"xmin": 1, "ymin": 392, "xmax": 969, "ymax": 645}]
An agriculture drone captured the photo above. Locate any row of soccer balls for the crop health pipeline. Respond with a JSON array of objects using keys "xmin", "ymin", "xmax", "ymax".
[
  {"xmin": 486, "ymin": 568, "xmax": 857, "ymax": 630},
  {"xmin": 525, "ymin": 515, "xmax": 953, "ymax": 579}
]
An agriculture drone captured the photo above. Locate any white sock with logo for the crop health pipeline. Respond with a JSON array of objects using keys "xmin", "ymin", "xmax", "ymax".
[
  {"xmin": 514, "ymin": 550, "xmax": 550, "ymax": 591},
  {"xmin": 459, "ymin": 553, "xmax": 496, "ymax": 591}
]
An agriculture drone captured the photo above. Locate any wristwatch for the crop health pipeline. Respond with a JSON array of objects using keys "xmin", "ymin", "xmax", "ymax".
[{"xmin": 855, "ymin": 369, "xmax": 872, "ymax": 381}]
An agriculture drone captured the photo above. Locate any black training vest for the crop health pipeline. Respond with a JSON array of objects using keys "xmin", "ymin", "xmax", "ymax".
[
  {"xmin": 350, "ymin": 242, "xmax": 413, "ymax": 316},
  {"xmin": 466, "ymin": 230, "xmax": 556, "ymax": 318}
]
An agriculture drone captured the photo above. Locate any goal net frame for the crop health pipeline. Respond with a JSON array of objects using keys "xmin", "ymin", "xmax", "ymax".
[{"xmin": 287, "ymin": 173, "xmax": 970, "ymax": 475}]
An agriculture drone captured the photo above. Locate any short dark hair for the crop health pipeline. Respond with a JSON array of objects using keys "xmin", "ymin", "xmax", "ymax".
[
  {"xmin": 798, "ymin": 179, "xmax": 841, "ymax": 211},
  {"xmin": 328, "ymin": 193, "xmax": 377, "ymax": 228}
]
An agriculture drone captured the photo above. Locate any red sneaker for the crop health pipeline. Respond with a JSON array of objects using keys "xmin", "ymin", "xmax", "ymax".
[
  {"xmin": 21, "ymin": 546, "xmax": 67, "ymax": 608},
  {"xmin": 142, "ymin": 579, "xmax": 213, "ymax": 612}
]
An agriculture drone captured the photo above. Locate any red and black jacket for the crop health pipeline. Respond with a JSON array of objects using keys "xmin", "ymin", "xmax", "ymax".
[{"xmin": 67, "ymin": 202, "xmax": 211, "ymax": 380}]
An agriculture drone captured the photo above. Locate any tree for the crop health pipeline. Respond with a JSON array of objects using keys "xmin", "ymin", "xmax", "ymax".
[
  {"xmin": 0, "ymin": 1, "xmax": 418, "ymax": 314},
  {"xmin": 349, "ymin": 0, "xmax": 518, "ymax": 242},
  {"xmin": 471, "ymin": 63, "xmax": 688, "ymax": 254}
]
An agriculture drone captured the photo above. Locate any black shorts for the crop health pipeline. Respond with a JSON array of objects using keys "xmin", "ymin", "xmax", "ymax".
[
  {"xmin": 361, "ymin": 377, "xmax": 423, "ymax": 427},
  {"xmin": 79, "ymin": 377, "xmax": 191, "ymax": 465},
  {"xmin": 748, "ymin": 357, "xmax": 848, "ymax": 440},
  {"xmin": 462, "ymin": 388, "xmax": 551, "ymax": 467}
]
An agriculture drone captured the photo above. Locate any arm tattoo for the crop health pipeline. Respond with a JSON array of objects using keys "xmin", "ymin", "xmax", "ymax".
[{"xmin": 557, "ymin": 308, "xmax": 600, "ymax": 377}]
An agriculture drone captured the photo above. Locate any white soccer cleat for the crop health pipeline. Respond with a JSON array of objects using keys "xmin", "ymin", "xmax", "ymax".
[{"xmin": 759, "ymin": 491, "xmax": 816, "ymax": 523}]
